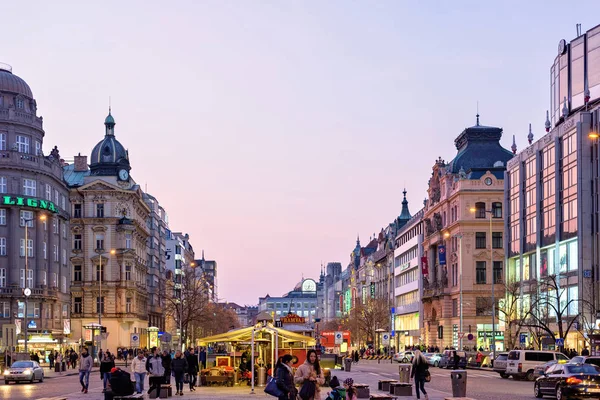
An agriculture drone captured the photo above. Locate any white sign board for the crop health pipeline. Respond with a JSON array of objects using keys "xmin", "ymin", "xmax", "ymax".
[
  {"xmin": 130, "ymin": 333, "xmax": 140, "ymax": 347},
  {"xmin": 382, "ymin": 332, "xmax": 390, "ymax": 345},
  {"xmin": 334, "ymin": 331, "xmax": 343, "ymax": 345}
]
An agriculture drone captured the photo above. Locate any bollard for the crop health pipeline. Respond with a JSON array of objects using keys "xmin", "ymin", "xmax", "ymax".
[
  {"xmin": 450, "ymin": 370, "xmax": 467, "ymax": 397},
  {"xmin": 398, "ymin": 364, "xmax": 412, "ymax": 383}
]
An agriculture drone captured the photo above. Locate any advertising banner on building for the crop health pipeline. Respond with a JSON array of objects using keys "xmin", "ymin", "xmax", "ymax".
[
  {"xmin": 421, "ymin": 257, "xmax": 429, "ymax": 277},
  {"xmin": 63, "ymin": 319, "xmax": 71, "ymax": 335},
  {"xmin": 438, "ymin": 245, "xmax": 446, "ymax": 265}
]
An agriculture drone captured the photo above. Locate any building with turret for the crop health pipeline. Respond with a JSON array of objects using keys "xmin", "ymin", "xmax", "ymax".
[
  {"xmin": 0, "ymin": 64, "xmax": 72, "ymax": 353},
  {"xmin": 65, "ymin": 111, "xmax": 151, "ymax": 354}
]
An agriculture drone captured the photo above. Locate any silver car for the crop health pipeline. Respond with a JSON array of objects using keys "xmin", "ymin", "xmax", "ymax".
[{"xmin": 3, "ymin": 361, "xmax": 44, "ymax": 384}]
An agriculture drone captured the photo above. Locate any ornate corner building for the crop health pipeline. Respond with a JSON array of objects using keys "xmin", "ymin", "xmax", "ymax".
[
  {"xmin": 64, "ymin": 112, "xmax": 151, "ymax": 352},
  {"xmin": 421, "ymin": 118, "xmax": 513, "ymax": 350},
  {"xmin": 0, "ymin": 64, "xmax": 72, "ymax": 350}
]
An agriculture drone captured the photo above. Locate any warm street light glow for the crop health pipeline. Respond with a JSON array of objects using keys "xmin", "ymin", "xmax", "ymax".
[
  {"xmin": 590, "ymin": 132, "xmax": 600, "ymax": 139},
  {"xmin": 39, "ymin": 214, "xmax": 46, "ymax": 221},
  {"xmin": 190, "ymin": 262, "xmax": 196, "ymax": 267},
  {"xmin": 443, "ymin": 231, "xmax": 450, "ymax": 238},
  {"xmin": 110, "ymin": 249, "xmax": 116, "ymax": 255},
  {"xmin": 469, "ymin": 207, "xmax": 476, "ymax": 213}
]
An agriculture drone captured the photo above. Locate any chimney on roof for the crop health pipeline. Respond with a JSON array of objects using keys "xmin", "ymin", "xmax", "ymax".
[{"xmin": 74, "ymin": 153, "xmax": 88, "ymax": 172}]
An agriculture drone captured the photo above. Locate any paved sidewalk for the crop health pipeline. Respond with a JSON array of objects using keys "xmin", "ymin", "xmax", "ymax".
[{"xmin": 61, "ymin": 366, "xmax": 454, "ymax": 400}]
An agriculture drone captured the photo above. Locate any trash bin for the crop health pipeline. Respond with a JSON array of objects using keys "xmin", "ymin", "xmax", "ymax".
[
  {"xmin": 450, "ymin": 370, "xmax": 467, "ymax": 397},
  {"xmin": 399, "ymin": 364, "xmax": 411, "ymax": 383},
  {"xmin": 344, "ymin": 358, "xmax": 352, "ymax": 372},
  {"xmin": 257, "ymin": 366, "xmax": 267, "ymax": 387}
]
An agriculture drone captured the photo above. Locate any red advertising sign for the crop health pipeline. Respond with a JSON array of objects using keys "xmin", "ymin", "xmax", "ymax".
[
  {"xmin": 320, "ymin": 330, "xmax": 351, "ymax": 348},
  {"xmin": 421, "ymin": 256, "xmax": 429, "ymax": 277}
]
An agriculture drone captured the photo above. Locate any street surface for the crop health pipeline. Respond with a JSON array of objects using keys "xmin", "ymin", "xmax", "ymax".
[{"xmin": 1, "ymin": 360, "xmax": 540, "ymax": 400}]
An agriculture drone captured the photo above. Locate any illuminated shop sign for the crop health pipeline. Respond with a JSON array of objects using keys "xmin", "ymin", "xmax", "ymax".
[{"xmin": 2, "ymin": 196, "xmax": 58, "ymax": 213}]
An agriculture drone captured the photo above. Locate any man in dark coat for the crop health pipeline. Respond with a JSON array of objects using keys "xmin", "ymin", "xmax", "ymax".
[
  {"xmin": 185, "ymin": 348, "xmax": 199, "ymax": 391},
  {"xmin": 199, "ymin": 347, "xmax": 207, "ymax": 370},
  {"xmin": 161, "ymin": 350, "xmax": 172, "ymax": 384},
  {"xmin": 453, "ymin": 351, "xmax": 460, "ymax": 370}
]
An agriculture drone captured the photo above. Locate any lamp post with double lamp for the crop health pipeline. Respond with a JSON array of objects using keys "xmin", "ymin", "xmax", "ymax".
[
  {"xmin": 95, "ymin": 248, "xmax": 115, "ymax": 360},
  {"xmin": 22, "ymin": 213, "xmax": 46, "ymax": 353},
  {"xmin": 470, "ymin": 206, "xmax": 495, "ymax": 353},
  {"xmin": 444, "ymin": 231, "xmax": 463, "ymax": 349}
]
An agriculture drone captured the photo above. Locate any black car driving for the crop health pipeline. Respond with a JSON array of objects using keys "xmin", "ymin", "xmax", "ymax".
[{"xmin": 534, "ymin": 363, "xmax": 600, "ymax": 400}]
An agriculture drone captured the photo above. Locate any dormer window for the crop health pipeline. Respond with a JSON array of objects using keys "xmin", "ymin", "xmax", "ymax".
[{"xmin": 16, "ymin": 98, "xmax": 24, "ymax": 109}]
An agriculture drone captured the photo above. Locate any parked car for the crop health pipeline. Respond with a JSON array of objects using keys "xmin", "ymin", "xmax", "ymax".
[
  {"xmin": 534, "ymin": 363, "xmax": 600, "ymax": 400},
  {"xmin": 427, "ymin": 353, "xmax": 443, "ymax": 367},
  {"xmin": 393, "ymin": 351, "xmax": 414, "ymax": 363},
  {"xmin": 3, "ymin": 361, "xmax": 44, "ymax": 384},
  {"xmin": 568, "ymin": 356, "xmax": 600, "ymax": 367},
  {"xmin": 492, "ymin": 352, "xmax": 509, "ymax": 378},
  {"xmin": 438, "ymin": 350, "xmax": 467, "ymax": 369},
  {"xmin": 506, "ymin": 350, "xmax": 570, "ymax": 381}
]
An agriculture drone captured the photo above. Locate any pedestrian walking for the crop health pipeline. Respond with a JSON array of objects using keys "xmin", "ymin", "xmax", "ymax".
[
  {"xmin": 186, "ymin": 347, "xmax": 199, "ymax": 391},
  {"xmin": 294, "ymin": 349, "xmax": 324, "ymax": 400},
  {"xmin": 147, "ymin": 347, "xmax": 165, "ymax": 397},
  {"xmin": 411, "ymin": 350, "xmax": 429, "ymax": 400},
  {"xmin": 161, "ymin": 350, "xmax": 172, "ymax": 384},
  {"xmin": 100, "ymin": 352, "xmax": 115, "ymax": 392},
  {"xmin": 131, "ymin": 351, "xmax": 147, "ymax": 394},
  {"xmin": 79, "ymin": 347, "xmax": 93, "ymax": 394},
  {"xmin": 353, "ymin": 350, "xmax": 359, "ymax": 364},
  {"xmin": 275, "ymin": 354, "xmax": 297, "ymax": 400},
  {"xmin": 453, "ymin": 351, "xmax": 460, "ymax": 370},
  {"xmin": 172, "ymin": 350, "xmax": 188, "ymax": 396}
]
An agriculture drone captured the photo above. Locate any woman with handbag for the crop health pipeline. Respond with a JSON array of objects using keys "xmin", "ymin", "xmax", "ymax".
[
  {"xmin": 272, "ymin": 355, "xmax": 296, "ymax": 400},
  {"xmin": 411, "ymin": 350, "xmax": 430, "ymax": 400},
  {"xmin": 294, "ymin": 349, "xmax": 324, "ymax": 400}
]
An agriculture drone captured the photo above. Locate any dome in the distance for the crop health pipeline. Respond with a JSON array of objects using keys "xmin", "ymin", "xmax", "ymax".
[{"xmin": 89, "ymin": 110, "xmax": 130, "ymax": 176}]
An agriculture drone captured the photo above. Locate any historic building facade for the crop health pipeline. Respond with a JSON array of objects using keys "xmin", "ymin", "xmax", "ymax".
[
  {"xmin": 0, "ymin": 64, "xmax": 72, "ymax": 352},
  {"xmin": 65, "ymin": 112, "xmax": 151, "ymax": 352},
  {"xmin": 421, "ymin": 117, "xmax": 513, "ymax": 350}
]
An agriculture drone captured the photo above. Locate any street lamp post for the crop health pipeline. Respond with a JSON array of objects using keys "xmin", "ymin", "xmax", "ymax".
[
  {"xmin": 95, "ymin": 249, "xmax": 115, "ymax": 357},
  {"xmin": 22, "ymin": 214, "xmax": 46, "ymax": 353},
  {"xmin": 445, "ymin": 231, "xmax": 464, "ymax": 349},
  {"xmin": 470, "ymin": 206, "xmax": 495, "ymax": 352}
]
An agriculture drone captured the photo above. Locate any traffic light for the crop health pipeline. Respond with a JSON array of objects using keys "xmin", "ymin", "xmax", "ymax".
[{"xmin": 101, "ymin": 326, "xmax": 107, "ymax": 333}]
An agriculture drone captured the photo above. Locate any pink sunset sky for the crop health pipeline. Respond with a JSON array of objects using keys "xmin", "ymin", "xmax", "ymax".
[{"xmin": 3, "ymin": 1, "xmax": 598, "ymax": 304}]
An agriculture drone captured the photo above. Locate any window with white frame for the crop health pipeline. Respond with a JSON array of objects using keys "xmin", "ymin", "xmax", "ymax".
[
  {"xmin": 0, "ymin": 268, "xmax": 5, "ymax": 287},
  {"xmin": 19, "ymin": 269, "xmax": 25, "ymax": 288},
  {"xmin": 53, "ymin": 244, "xmax": 58, "ymax": 261},
  {"xmin": 1, "ymin": 302, "xmax": 8, "ymax": 318},
  {"xmin": 126, "ymin": 297, "xmax": 132, "ymax": 313},
  {"xmin": 16, "ymin": 98, "xmax": 24, "ymax": 109},
  {"xmin": 61, "ymin": 195, "xmax": 65, "ymax": 210},
  {"xmin": 45, "ymin": 184, "xmax": 51, "ymax": 200},
  {"xmin": 23, "ymin": 178, "xmax": 36, "ymax": 196},
  {"xmin": 42, "ymin": 271, "xmax": 46, "ymax": 286},
  {"xmin": 0, "ymin": 237, "xmax": 5, "ymax": 256},
  {"xmin": 0, "ymin": 132, "xmax": 5, "ymax": 150},
  {"xmin": 20, "ymin": 210, "xmax": 33, "ymax": 227},
  {"xmin": 54, "ymin": 190, "xmax": 58, "ymax": 205},
  {"xmin": 53, "ymin": 218, "xmax": 58, "ymax": 234},
  {"xmin": 62, "ymin": 224, "xmax": 66, "ymax": 239},
  {"xmin": 125, "ymin": 233, "xmax": 132, "ymax": 249},
  {"xmin": 61, "ymin": 276, "xmax": 66, "ymax": 293},
  {"xmin": 96, "ymin": 233, "xmax": 104, "ymax": 250},
  {"xmin": 42, "ymin": 242, "xmax": 47, "ymax": 259},
  {"xmin": 62, "ymin": 249, "xmax": 66, "ymax": 265},
  {"xmin": 35, "ymin": 141, "xmax": 41, "ymax": 156},
  {"xmin": 0, "ymin": 209, "xmax": 5, "ymax": 225},
  {"xmin": 0, "ymin": 176, "xmax": 6, "ymax": 193},
  {"xmin": 20, "ymin": 239, "xmax": 33, "ymax": 257},
  {"xmin": 16, "ymin": 135, "xmax": 29, "ymax": 153},
  {"xmin": 125, "ymin": 265, "xmax": 132, "ymax": 281},
  {"xmin": 27, "ymin": 270, "xmax": 33, "ymax": 288}
]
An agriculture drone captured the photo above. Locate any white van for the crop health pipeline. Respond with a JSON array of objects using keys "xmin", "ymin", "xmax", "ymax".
[{"xmin": 505, "ymin": 350, "xmax": 569, "ymax": 381}]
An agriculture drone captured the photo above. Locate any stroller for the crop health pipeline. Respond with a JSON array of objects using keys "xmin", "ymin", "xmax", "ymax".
[{"xmin": 325, "ymin": 376, "xmax": 345, "ymax": 400}]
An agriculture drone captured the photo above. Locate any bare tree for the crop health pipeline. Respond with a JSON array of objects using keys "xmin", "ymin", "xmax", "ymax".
[
  {"xmin": 521, "ymin": 274, "xmax": 580, "ymax": 351},
  {"xmin": 496, "ymin": 280, "xmax": 530, "ymax": 350}
]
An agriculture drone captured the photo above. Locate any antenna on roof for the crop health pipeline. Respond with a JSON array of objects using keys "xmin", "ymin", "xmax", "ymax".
[
  {"xmin": 576, "ymin": 23, "xmax": 582, "ymax": 37},
  {"xmin": 476, "ymin": 101, "xmax": 480, "ymax": 126},
  {"xmin": 109, "ymin": 96, "xmax": 111, "ymax": 114}
]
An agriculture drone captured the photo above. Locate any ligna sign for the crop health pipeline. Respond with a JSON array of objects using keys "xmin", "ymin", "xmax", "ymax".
[{"xmin": 2, "ymin": 196, "xmax": 59, "ymax": 213}]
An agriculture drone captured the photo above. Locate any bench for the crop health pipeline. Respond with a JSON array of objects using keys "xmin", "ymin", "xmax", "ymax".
[
  {"xmin": 354, "ymin": 383, "xmax": 370, "ymax": 398},
  {"xmin": 389, "ymin": 382, "xmax": 412, "ymax": 396},
  {"xmin": 370, "ymin": 394, "xmax": 398, "ymax": 400},
  {"xmin": 378, "ymin": 380, "xmax": 398, "ymax": 392},
  {"xmin": 205, "ymin": 375, "xmax": 231, "ymax": 386}
]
